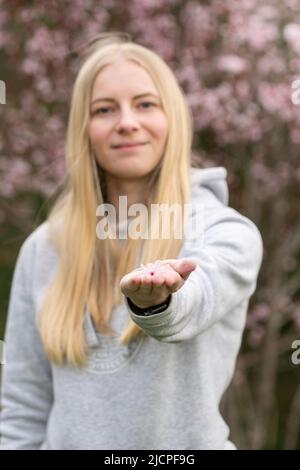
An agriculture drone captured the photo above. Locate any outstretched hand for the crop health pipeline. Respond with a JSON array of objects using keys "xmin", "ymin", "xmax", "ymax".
[{"xmin": 120, "ymin": 258, "xmax": 197, "ymax": 309}]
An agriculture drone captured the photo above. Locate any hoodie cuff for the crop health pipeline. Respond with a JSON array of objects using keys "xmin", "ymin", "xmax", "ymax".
[{"xmin": 126, "ymin": 295, "xmax": 172, "ymax": 316}]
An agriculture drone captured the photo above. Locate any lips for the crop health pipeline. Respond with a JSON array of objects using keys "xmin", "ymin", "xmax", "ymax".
[{"xmin": 111, "ymin": 142, "xmax": 147, "ymax": 148}]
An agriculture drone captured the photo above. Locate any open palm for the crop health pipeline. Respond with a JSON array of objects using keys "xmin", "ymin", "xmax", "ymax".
[{"xmin": 120, "ymin": 258, "xmax": 197, "ymax": 309}]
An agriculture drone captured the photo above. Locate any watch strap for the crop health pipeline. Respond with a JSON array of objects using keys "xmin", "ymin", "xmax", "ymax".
[{"xmin": 127, "ymin": 295, "xmax": 172, "ymax": 316}]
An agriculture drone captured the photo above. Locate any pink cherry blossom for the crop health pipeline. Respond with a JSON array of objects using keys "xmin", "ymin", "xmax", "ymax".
[{"xmin": 217, "ymin": 55, "xmax": 249, "ymax": 75}]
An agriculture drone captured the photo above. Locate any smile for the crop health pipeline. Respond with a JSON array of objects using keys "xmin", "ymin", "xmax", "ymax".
[{"xmin": 112, "ymin": 143, "xmax": 147, "ymax": 151}]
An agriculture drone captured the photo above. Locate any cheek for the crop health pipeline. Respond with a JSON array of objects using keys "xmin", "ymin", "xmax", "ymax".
[
  {"xmin": 153, "ymin": 115, "xmax": 168, "ymax": 145},
  {"xmin": 88, "ymin": 121, "xmax": 106, "ymax": 146}
]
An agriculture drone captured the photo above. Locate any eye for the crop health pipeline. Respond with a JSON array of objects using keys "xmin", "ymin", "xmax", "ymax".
[
  {"xmin": 139, "ymin": 101, "xmax": 156, "ymax": 109},
  {"xmin": 91, "ymin": 102, "xmax": 156, "ymax": 116},
  {"xmin": 93, "ymin": 107, "xmax": 114, "ymax": 115}
]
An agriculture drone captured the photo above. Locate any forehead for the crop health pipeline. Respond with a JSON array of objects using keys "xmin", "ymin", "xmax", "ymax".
[{"xmin": 91, "ymin": 58, "xmax": 158, "ymax": 97}]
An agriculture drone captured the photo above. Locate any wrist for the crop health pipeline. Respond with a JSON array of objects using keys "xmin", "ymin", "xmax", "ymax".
[{"xmin": 130, "ymin": 296, "xmax": 170, "ymax": 310}]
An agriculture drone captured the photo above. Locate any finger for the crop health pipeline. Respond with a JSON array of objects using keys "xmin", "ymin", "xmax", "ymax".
[
  {"xmin": 161, "ymin": 258, "xmax": 197, "ymax": 280},
  {"xmin": 176, "ymin": 258, "xmax": 197, "ymax": 280},
  {"xmin": 163, "ymin": 271, "xmax": 183, "ymax": 291},
  {"xmin": 148, "ymin": 271, "xmax": 165, "ymax": 287},
  {"xmin": 120, "ymin": 273, "xmax": 141, "ymax": 295},
  {"xmin": 137, "ymin": 273, "xmax": 154, "ymax": 296},
  {"xmin": 151, "ymin": 283, "xmax": 171, "ymax": 298}
]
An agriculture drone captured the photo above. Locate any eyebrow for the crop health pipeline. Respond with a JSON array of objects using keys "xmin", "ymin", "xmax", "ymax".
[{"xmin": 91, "ymin": 92, "xmax": 160, "ymax": 106}]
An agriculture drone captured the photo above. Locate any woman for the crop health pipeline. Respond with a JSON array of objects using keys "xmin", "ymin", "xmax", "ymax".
[{"xmin": 0, "ymin": 33, "xmax": 263, "ymax": 450}]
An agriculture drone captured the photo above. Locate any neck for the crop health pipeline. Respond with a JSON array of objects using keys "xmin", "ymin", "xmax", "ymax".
[{"xmin": 105, "ymin": 174, "xmax": 151, "ymax": 223}]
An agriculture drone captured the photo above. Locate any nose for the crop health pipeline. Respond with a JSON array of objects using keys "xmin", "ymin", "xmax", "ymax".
[{"xmin": 115, "ymin": 106, "xmax": 140, "ymax": 133}]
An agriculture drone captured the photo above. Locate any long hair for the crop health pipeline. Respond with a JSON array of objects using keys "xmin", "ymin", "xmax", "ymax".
[{"xmin": 38, "ymin": 33, "xmax": 193, "ymax": 367}]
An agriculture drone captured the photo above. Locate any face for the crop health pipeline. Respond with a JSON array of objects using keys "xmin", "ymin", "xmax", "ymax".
[{"xmin": 88, "ymin": 58, "xmax": 168, "ymax": 183}]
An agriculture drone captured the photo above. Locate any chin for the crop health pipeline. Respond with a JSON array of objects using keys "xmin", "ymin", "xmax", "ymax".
[
  {"xmin": 118, "ymin": 171, "xmax": 151, "ymax": 180},
  {"xmin": 110, "ymin": 166, "xmax": 156, "ymax": 180}
]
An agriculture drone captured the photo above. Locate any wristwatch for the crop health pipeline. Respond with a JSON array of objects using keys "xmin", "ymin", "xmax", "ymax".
[{"xmin": 127, "ymin": 295, "xmax": 172, "ymax": 316}]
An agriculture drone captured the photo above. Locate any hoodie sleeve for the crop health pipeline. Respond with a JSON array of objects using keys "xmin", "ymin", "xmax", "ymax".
[
  {"xmin": 125, "ymin": 192, "xmax": 263, "ymax": 343},
  {"xmin": 0, "ymin": 234, "xmax": 53, "ymax": 450}
]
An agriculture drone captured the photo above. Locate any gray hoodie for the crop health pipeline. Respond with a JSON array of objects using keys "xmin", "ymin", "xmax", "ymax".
[{"xmin": 0, "ymin": 166, "xmax": 263, "ymax": 450}]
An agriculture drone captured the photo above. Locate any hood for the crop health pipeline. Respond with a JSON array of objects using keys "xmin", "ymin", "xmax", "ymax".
[{"xmin": 190, "ymin": 166, "xmax": 229, "ymax": 206}]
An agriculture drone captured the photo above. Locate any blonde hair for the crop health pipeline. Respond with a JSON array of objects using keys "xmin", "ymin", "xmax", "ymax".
[{"xmin": 38, "ymin": 33, "xmax": 193, "ymax": 367}]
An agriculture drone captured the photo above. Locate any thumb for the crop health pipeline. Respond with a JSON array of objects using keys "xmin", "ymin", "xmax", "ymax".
[
  {"xmin": 177, "ymin": 258, "xmax": 197, "ymax": 280},
  {"xmin": 166, "ymin": 258, "xmax": 197, "ymax": 280}
]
